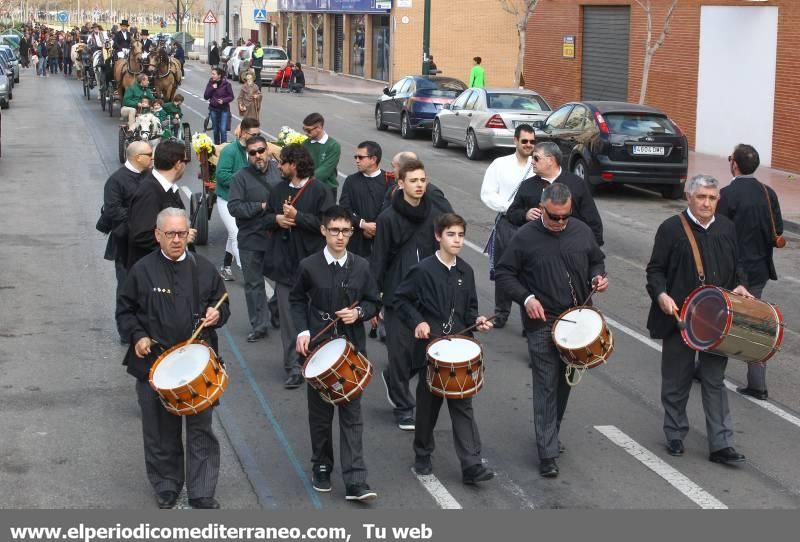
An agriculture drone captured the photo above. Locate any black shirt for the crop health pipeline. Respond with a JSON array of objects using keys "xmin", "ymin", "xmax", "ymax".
[
  {"xmin": 338, "ymin": 170, "xmax": 391, "ymax": 258},
  {"xmin": 102, "ymin": 165, "xmax": 144, "ymax": 262},
  {"xmin": 126, "ymin": 173, "xmax": 184, "ymax": 269}
]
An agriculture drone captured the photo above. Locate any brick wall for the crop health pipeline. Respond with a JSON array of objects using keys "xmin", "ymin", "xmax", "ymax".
[{"xmin": 525, "ymin": 0, "xmax": 799, "ymax": 173}]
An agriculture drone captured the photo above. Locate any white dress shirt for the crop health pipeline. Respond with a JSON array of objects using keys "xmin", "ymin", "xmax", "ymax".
[
  {"xmin": 297, "ymin": 247, "xmax": 349, "ymax": 337},
  {"xmin": 480, "ymin": 153, "xmax": 533, "ymax": 213},
  {"xmin": 686, "ymin": 207, "xmax": 715, "ymax": 230},
  {"xmin": 309, "ymin": 133, "xmax": 329, "ymax": 145},
  {"xmin": 152, "ymin": 169, "xmax": 180, "ymax": 193}
]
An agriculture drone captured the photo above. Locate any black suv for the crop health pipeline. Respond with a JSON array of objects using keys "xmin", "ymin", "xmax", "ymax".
[{"xmin": 532, "ymin": 101, "xmax": 688, "ymax": 199}]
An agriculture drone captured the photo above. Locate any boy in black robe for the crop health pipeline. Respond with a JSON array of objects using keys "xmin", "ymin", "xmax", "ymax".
[
  {"xmin": 370, "ymin": 158, "xmax": 454, "ymax": 431},
  {"xmin": 264, "ymin": 143, "xmax": 334, "ymax": 388},
  {"xmin": 394, "ymin": 213, "xmax": 494, "ymax": 484},
  {"xmin": 290, "ymin": 205, "xmax": 380, "ymax": 502},
  {"xmin": 116, "ymin": 208, "xmax": 230, "ymax": 509}
]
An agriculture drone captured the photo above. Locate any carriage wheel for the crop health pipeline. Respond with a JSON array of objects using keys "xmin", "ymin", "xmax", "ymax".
[
  {"xmin": 82, "ymin": 77, "xmax": 88, "ymax": 97},
  {"xmin": 190, "ymin": 192, "xmax": 209, "ymax": 246},
  {"xmin": 182, "ymin": 123, "xmax": 192, "ymax": 163},
  {"xmin": 100, "ymin": 87, "xmax": 106, "ymax": 111},
  {"xmin": 108, "ymin": 90, "xmax": 115, "ymax": 118},
  {"xmin": 118, "ymin": 127, "xmax": 127, "ymax": 164}
]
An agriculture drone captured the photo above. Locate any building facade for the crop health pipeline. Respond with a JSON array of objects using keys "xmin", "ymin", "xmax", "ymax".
[{"xmin": 524, "ymin": 0, "xmax": 798, "ymax": 172}]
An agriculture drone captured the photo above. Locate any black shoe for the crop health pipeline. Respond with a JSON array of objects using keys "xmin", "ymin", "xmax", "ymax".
[
  {"xmin": 667, "ymin": 439, "xmax": 684, "ymax": 456},
  {"xmin": 709, "ymin": 447, "xmax": 746, "ymax": 465},
  {"xmin": 493, "ymin": 317, "xmax": 507, "ymax": 329},
  {"xmin": 312, "ymin": 465, "xmax": 332, "ymax": 492},
  {"xmin": 369, "ymin": 327, "xmax": 378, "ymax": 339},
  {"xmin": 737, "ymin": 386, "xmax": 768, "ymax": 401},
  {"xmin": 559, "ymin": 441, "xmax": 566, "ymax": 454},
  {"xmin": 284, "ymin": 374, "xmax": 304, "ymax": 389},
  {"xmin": 345, "ymin": 482, "xmax": 377, "ymax": 501},
  {"xmin": 398, "ymin": 416, "xmax": 415, "ymax": 431},
  {"xmin": 462, "ymin": 463, "xmax": 494, "ymax": 485},
  {"xmin": 539, "ymin": 458, "xmax": 559, "ymax": 478},
  {"xmin": 414, "ymin": 455, "xmax": 432, "ymax": 475},
  {"xmin": 270, "ymin": 311, "xmax": 280, "ymax": 329},
  {"xmin": 156, "ymin": 490, "xmax": 178, "ymax": 509},
  {"xmin": 247, "ymin": 330, "xmax": 267, "ymax": 342},
  {"xmin": 189, "ymin": 497, "xmax": 220, "ymax": 509}
]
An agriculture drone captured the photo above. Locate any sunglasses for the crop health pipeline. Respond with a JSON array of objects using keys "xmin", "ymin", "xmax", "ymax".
[
  {"xmin": 354, "ymin": 155, "xmax": 372, "ymax": 160},
  {"xmin": 248, "ymin": 147, "xmax": 268, "ymax": 156},
  {"xmin": 532, "ymin": 154, "xmax": 546, "ymax": 162},
  {"xmin": 518, "ymin": 138, "xmax": 535, "ymax": 145},
  {"xmin": 543, "ymin": 208, "xmax": 571, "ymax": 222}
]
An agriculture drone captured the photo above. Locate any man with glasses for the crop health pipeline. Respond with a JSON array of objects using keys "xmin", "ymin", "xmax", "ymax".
[
  {"xmin": 302, "ymin": 112, "xmax": 341, "ymax": 202},
  {"xmin": 480, "ymin": 124, "xmax": 535, "ymax": 328},
  {"xmin": 339, "ymin": 141, "xmax": 389, "ymax": 258},
  {"xmin": 228, "ymin": 135, "xmax": 284, "ymax": 344},
  {"xmin": 507, "ymin": 142, "xmax": 604, "ymax": 247},
  {"xmin": 264, "ymin": 144, "xmax": 334, "ymax": 389},
  {"xmin": 117, "ymin": 207, "xmax": 230, "ymax": 509},
  {"xmin": 126, "ymin": 140, "xmax": 195, "ymax": 269},
  {"xmin": 496, "ymin": 183, "xmax": 608, "ymax": 478}
]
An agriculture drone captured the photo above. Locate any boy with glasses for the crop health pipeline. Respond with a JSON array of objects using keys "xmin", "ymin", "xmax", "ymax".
[
  {"xmin": 339, "ymin": 141, "xmax": 389, "ymax": 258},
  {"xmin": 290, "ymin": 205, "xmax": 380, "ymax": 502}
]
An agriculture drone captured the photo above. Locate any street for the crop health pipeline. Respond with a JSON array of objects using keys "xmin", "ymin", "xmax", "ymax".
[{"xmin": 2, "ymin": 61, "xmax": 800, "ymax": 510}]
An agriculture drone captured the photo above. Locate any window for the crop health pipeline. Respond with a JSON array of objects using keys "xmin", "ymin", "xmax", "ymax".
[
  {"xmin": 391, "ymin": 78, "xmax": 407, "ymax": 94},
  {"xmin": 450, "ymin": 90, "xmax": 472, "ymax": 110},
  {"xmin": 604, "ymin": 113, "xmax": 677, "ymax": 135},
  {"xmin": 563, "ymin": 105, "xmax": 589, "ymax": 130},
  {"xmin": 465, "ymin": 91, "xmax": 481, "ymax": 110},
  {"xmin": 544, "ymin": 105, "xmax": 574, "ymax": 130},
  {"xmin": 487, "ymin": 93, "xmax": 550, "ymax": 112},
  {"xmin": 349, "ymin": 14, "xmax": 365, "ymax": 76},
  {"xmin": 371, "ymin": 15, "xmax": 390, "ymax": 82},
  {"xmin": 262, "ymin": 48, "xmax": 288, "ymax": 60},
  {"xmin": 415, "ymin": 77, "xmax": 467, "ymax": 98}
]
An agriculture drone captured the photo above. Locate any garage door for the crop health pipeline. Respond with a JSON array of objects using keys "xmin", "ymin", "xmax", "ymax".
[{"xmin": 581, "ymin": 6, "xmax": 630, "ymax": 101}]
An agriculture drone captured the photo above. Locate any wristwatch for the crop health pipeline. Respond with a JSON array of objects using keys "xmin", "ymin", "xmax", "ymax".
[{"xmin": 356, "ymin": 306, "xmax": 364, "ymax": 320}]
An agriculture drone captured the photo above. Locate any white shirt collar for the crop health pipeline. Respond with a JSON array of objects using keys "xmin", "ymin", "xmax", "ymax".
[
  {"xmin": 290, "ymin": 177, "xmax": 310, "ymax": 188},
  {"xmin": 435, "ymin": 250, "xmax": 456, "ymax": 270},
  {"xmin": 541, "ymin": 167, "xmax": 563, "ymax": 184},
  {"xmin": 310, "ymin": 133, "xmax": 329, "ymax": 145},
  {"xmin": 161, "ymin": 250, "xmax": 187, "ymax": 262},
  {"xmin": 323, "ymin": 246, "xmax": 347, "ymax": 266},
  {"xmin": 152, "ymin": 169, "xmax": 179, "ymax": 192},
  {"xmin": 686, "ymin": 207, "xmax": 715, "ymax": 230},
  {"xmin": 363, "ymin": 169, "xmax": 383, "ymax": 178},
  {"xmin": 124, "ymin": 160, "xmax": 143, "ymax": 174}
]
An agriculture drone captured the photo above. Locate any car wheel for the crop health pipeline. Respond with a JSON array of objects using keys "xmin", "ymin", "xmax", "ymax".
[
  {"xmin": 465, "ymin": 130, "xmax": 483, "ymax": 160},
  {"xmin": 400, "ymin": 113, "xmax": 416, "ymax": 139},
  {"xmin": 661, "ymin": 183, "xmax": 684, "ymax": 200},
  {"xmin": 572, "ymin": 157, "xmax": 598, "ymax": 195},
  {"xmin": 0, "ymin": 100, "xmax": 8, "ymax": 110},
  {"xmin": 375, "ymin": 107, "xmax": 388, "ymax": 131},
  {"xmin": 432, "ymin": 120, "xmax": 448, "ymax": 148}
]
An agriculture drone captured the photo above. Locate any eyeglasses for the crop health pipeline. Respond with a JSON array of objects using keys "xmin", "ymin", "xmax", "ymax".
[
  {"xmin": 325, "ymin": 227, "xmax": 354, "ymax": 237},
  {"xmin": 248, "ymin": 147, "xmax": 268, "ymax": 156},
  {"xmin": 159, "ymin": 230, "xmax": 190, "ymax": 239},
  {"xmin": 532, "ymin": 154, "xmax": 544, "ymax": 162},
  {"xmin": 354, "ymin": 155, "xmax": 372, "ymax": 160},
  {"xmin": 518, "ymin": 138, "xmax": 535, "ymax": 145},
  {"xmin": 137, "ymin": 153, "xmax": 153, "ymax": 158},
  {"xmin": 543, "ymin": 208, "xmax": 571, "ymax": 222}
]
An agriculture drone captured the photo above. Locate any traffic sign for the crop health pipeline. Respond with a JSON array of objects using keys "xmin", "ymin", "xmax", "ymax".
[
  {"xmin": 203, "ymin": 10, "xmax": 218, "ymax": 24},
  {"xmin": 56, "ymin": 11, "xmax": 68, "ymax": 23},
  {"xmin": 253, "ymin": 9, "xmax": 267, "ymax": 23}
]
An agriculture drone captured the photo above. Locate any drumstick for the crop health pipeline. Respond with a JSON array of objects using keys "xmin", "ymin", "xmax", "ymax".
[
  {"xmin": 309, "ymin": 301, "xmax": 360, "ymax": 344},
  {"xmin": 672, "ymin": 308, "xmax": 686, "ymax": 331},
  {"xmin": 188, "ymin": 292, "xmax": 230, "ymax": 342},
  {"xmin": 581, "ymin": 272, "xmax": 608, "ymax": 306},
  {"xmin": 453, "ymin": 315, "xmax": 498, "ymax": 336}
]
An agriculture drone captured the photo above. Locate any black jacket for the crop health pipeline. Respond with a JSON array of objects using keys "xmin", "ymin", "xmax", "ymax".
[
  {"xmin": 126, "ymin": 173, "xmax": 184, "ymax": 269},
  {"xmin": 102, "ymin": 165, "xmax": 145, "ymax": 262},
  {"xmin": 338, "ymin": 170, "xmax": 392, "ymax": 258},
  {"xmin": 209, "ymin": 46, "xmax": 220, "ymax": 66},
  {"xmin": 113, "ymin": 30, "xmax": 131, "ymax": 51},
  {"xmin": 381, "ymin": 181, "xmax": 450, "ymax": 216},
  {"xmin": 506, "ymin": 170, "xmax": 604, "ymax": 246},
  {"xmin": 227, "ymin": 163, "xmax": 283, "ymax": 252}
]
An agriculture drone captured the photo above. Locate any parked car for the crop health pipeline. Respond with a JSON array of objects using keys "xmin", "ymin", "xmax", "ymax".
[
  {"xmin": 0, "ymin": 35, "xmax": 20, "ymax": 51},
  {"xmin": 532, "ymin": 101, "xmax": 689, "ymax": 199},
  {"xmin": 246, "ymin": 46, "xmax": 289, "ymax": 84},
  {"xmin": 375, "ymin": 75, "xmax": 467, "ymax": 139},
  {"xmin": 0, "ymin": 65, "xmax": 11, "ymax": 109},
  {"xmin": 226, "ymin": 45, "xmax": 252, "ymax": 81},
  {"xmin": 432, "ymin": 87, "xmax": 551, "ymax": 160},
  {"xmin": 0, "ymin": 55, "xmax": 13, "ymax": 91},
  {"xmin": 219, "ymin": 45, "xmax": 235, "ymax": 70},
  {"xmin": 0, "ymin": 46, "xmax": 20, "ymax": 83}
]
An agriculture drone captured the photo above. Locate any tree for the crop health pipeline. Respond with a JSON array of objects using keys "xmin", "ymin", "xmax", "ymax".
[
  {"xmin": 634, "ymin": 0, "xmax": 679, "ymax": 104},
  {"xmin": 498, "ymin": 0, "xmax": 540, "ymax": 87}
]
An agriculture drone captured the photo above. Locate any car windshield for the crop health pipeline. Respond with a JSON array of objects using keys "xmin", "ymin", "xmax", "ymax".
[
  {"xmin": 605, "ymin": 113, "xmax": 677, "ymax": 136},
  {"xmin": 487, "ymin": 93, "xmax": 549, "ymax": 111},
  {"xmin": 416, "ymin": 78, "xmax": 467, "ymax": 97},
  {"xmin": 263, "ymin": 49, "xmax": 288, "ymax": 60}
]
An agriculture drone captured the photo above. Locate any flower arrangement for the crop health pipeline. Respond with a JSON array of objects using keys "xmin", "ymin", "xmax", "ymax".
[
  {"xmin": 192, "ymin": 132, "xmax": 214, "ymax": 157},
  {"xmin": 275, "ymin": 126, "xmax": 308, "ymax": 147}
]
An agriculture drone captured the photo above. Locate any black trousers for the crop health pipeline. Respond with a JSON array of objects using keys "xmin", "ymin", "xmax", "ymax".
[{"xmin": 382, "ymin": 307, "xmax": 416, "ymax": 420}]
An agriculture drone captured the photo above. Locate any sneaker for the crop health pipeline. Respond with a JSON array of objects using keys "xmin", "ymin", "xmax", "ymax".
[
  {"xmin": 219, "ymin": 266, "xmax": 234, "ymax": 281},
  {"xmin": 381, "ymin": 370, "xmax": 397, "ymax": 409},
  {"xmin": 414, "ymin": 455, "xmax": 432, "ymax": 475},
  {"xmin": 284, "ymin": 374, "xmax": 304, "ymax": 389},
  {"xmin": 312, "ymin": 466, "xmax": 332, "ymax": 492},
  {"xmin": 398, "ymin": 417, "xmax": 415, "ymax": 431},
  {"xmin": 345, "ymin": 482, "xmax": 377, "ymax": 501}
]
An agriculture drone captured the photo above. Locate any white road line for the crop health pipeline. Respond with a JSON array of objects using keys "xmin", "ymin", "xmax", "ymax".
[
  {"xmin": 464, "ymin": 239, "xmax": 486, "ymax": 255},
  {"xmin": 323, "ymin": 93, "xmax": 363, "ymax": 105},
  {"xmin": 263, "ymin": 278, "xmax": 275, "ymax": 297},
  {"xmin": 604, "ymin": 316, "xmax": 663, "ymax": 352},
  {"xmin": 610, "ymin": 254, "xmax": 646, "ymax": 271},
  {"xmin": 722, "ymin": 381, "xmax": 800, "ymax": 429},
  {"xmin": 411, "ymin": 469, "xmax": 462, "ymax": 509},
  {"xmin": 594, "ymin": 425, "xmax": 728, "ymax": 510},
  {"xmin": 784, "ymin": 276, "xmax": 800, "ymax": 285}
]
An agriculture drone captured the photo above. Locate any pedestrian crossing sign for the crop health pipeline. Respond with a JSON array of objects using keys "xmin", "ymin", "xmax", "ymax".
[{"xmin": 253, "ymin": 9, "xmax": 267, "ymax": 23}]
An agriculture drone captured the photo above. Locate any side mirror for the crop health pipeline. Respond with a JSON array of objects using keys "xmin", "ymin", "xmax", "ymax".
[{"xmin": 383, "ymin": 86, "xmax": 392, "ymax": 96}]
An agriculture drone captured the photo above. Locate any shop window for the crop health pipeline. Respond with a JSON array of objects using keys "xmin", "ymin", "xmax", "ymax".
[
  {"xmin": 371, "ymin": 14, "xmax": 389, "ymax": 82},
  {"xmin": 350, "ymin": 14, "xmax": 365, "ymax": 77}
]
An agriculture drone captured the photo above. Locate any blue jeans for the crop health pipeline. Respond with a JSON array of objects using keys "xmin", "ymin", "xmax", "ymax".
[
  {"xmin": 37, "ymin": 56, "xmax": 47, "ymax": 76},
  {"xmin": 209, "ymin": 109, "xmax": 229, "ymax": 144}
]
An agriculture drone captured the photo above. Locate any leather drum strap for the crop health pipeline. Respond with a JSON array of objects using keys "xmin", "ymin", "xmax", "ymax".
[
  {"xmin": 678, "ymin": 213, "xmax": 706, "ymax": 284},
  {"xmin": 761, "ymin": 182, "xmax": 780, "ymax": 240}
]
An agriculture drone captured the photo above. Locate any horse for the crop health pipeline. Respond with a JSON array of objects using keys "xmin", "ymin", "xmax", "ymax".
[
  {"xmin": 147, "ymin": 47, "xmax": 182, "ymax": 101},
  {"xmin": 71, "ymin": 42, "xmax": 87, "ymax": 79},
  {"xmin": 113, "ymin": 36, "xmax": 146, "ymax": 97},
  {"xmin": 93, "ymin": 39, "xmax": 114, "ymax": 92}
]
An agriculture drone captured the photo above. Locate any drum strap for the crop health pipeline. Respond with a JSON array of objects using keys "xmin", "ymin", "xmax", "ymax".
[
  {"xmin": 188, "ymin": 253, "xmax": 201, "ymax": 327},
  {"xmin": 678, "ymin": 213, "xmax": 705, "ymax": 284}
]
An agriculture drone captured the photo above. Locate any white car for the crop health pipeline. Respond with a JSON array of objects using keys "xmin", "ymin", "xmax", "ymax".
[{"xmin": 226, "ymin": 45, "xmax": 253, "ymax": 82}]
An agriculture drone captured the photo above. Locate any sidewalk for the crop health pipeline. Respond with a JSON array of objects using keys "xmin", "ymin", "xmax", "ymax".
[{"xmin": 289, "ymin": 66, "xmax": 387, "ymax": 96}]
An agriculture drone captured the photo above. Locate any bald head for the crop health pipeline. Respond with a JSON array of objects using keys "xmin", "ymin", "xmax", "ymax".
[
  {"xmin": 126, "ymin": 141, "xmax": 153, "ymax": 172},
  {"xmin": 391, "ymin": 151, "xmax": 418, "ymax": 178}
]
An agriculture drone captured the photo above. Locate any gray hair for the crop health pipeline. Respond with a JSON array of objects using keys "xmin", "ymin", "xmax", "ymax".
[
  {"xmin": 136, "ymin": 73, "xmax": 148, "ymax": 84},
  {"xmin": 685, "ymin": 174, "xmax": 719, "ymax": 195},
  {"xmin": 541, "ymin": 182, "xmax": 572, "ymax": 205},
  {"xmin": 534, "ymin": 141, "xmax": 563, "ymax": 167},
  {"xmin": 156, "ymin": 207, "xmax": 189, "ymax": 230},
  {"xmin": 392, "ymin": 151, "xmax": 418, "ymax": 168},
  {"xmin": 126, "ymin": 140, "xmax": 151, "ymax": 161}
]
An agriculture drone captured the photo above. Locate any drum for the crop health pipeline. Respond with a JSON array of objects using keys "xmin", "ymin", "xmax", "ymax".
[
  {"xmin": 303, "ymin": 337, "xmax": 373, "ymax": 405},
  {"xmin": 680, "ymin": 286, "xmax": 783, "ymax": 364},
  {"xmin": 425, "ymin": 336, "xmax": 484, "ymax": 399},
  {"xmin": 552, "ymin": 306, "xmax": 614, "ymax": 369},
  {"xmin": 149, "ymin": 340, "xmax": 228, "ymax": 416}
]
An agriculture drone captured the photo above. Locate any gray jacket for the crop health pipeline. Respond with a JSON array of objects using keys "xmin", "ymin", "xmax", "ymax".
[{"xmin": 227, "ymin": 161, "xmax": 283, "ymax": 251}]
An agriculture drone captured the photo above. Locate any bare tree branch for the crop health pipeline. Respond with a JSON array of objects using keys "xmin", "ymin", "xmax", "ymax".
[
  {"xmin": 637, "ymin": 0, "xmax": 679, "ymax": 104},
  {"xmin": 497, "ymin": 0, "xmax": 540, "ymax": 86}
]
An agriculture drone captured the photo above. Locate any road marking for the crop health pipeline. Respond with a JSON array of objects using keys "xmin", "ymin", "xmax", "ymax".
[
  {"xmin": 464, "ymin": 239, "xmax": 486, "ymax": 255},
  {"xmin": 610, "ymin": 254, "xmax": 646, "ymax": 271},
  {"xmin": 323, "ymin": 93, "xmax": 363, "ymax": 104},
  {"xmin": 594, "ymin": 425, "xmax": 728, "ymax": 510},
  {"xmin": 604, "ymin": 316, "xmax": 663, "ymax": 352},
  {"xmin": 263, "ymin": 278, "xmax": 275, "ymax": 297},
  {"xmin": 722, "ymin": 381, "xmax": 800, "ymax": 430},
  {"xmin": 784, "ymin": 276, "xmax": 800, "ymax": 285},
  {"xmin": 411, "ymin": 469, "xmax": 462, "ymax": 509}
]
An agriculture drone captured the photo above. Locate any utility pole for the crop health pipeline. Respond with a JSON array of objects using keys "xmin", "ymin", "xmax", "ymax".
[
  {"xmin": 176, "ymin": 0, "xmax": 180, "ymax": 32},
  {"xmin": 224, "ymin": 0, "xmax": 229, "ymax": 45},
  {"xmin": 421, "ymin": 0, "xmax": 431, "ymax": 75}
]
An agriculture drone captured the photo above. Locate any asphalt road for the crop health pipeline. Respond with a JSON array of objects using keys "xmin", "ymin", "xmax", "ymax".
[{"xmin": 2, "ymin": 61, "xmax": 800, "ymax": 510}]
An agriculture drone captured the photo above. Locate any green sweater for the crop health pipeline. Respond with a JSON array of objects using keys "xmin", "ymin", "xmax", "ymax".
[
  {"xmin": 469, "ymin": 65, "xmax": 486, "ymax": 88},
  {"xmin": 215, "ymin": 141, "xmax": 248, "ymax": 200},
  {"xmin": 303, "ymin": 136, "xmax": 341, "ymax": 189},
  {"xmin": 122, "ymin": 83, "xmax": 155, "ymax": 108}
]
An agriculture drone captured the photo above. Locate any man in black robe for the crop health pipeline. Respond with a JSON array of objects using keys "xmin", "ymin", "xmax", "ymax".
[
  {"xmin": 496, "ymin": 182, "xmax": 607, "ymax": 478},
  {"xmin": 116, "ymin": 207, "xmax": 231, "ymax": 509},
  {"xmin": 127, "ymin": 140, "xmax": 193, "ymax": 269},
  {"xmin": 338, "ymin": 141, "xmax": 390, "ymax": 259},
  {"xmin": 646, "ymin": 174, "xmax": 751, "ymax": 464},
  {"xmin": 370, "ymin": 158, "xmax": 454, "ymax": 431},
  {"xmin": 718, "ymin": 144, "xmax": 783, "ymax": 401},
  {"xmin": 381, "ymin": 151, "xmax": 451, "ymax": 215},
  {"xmin": 263, "ymin": 143, "xmax": 334, "ymax": 389},
  {"xmin": 290, "ymin": 205, "xmax": 380, "ymax": 502},
  {"xmin": 506, "ymin": 142, "xmax": 604, "ymax": 246}
]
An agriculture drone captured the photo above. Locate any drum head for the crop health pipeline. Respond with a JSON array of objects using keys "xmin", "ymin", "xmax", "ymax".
[
  {"xmin": 152, "ymin": 343, "xmax": 210, "ymax": 388},
  {"xmin": 305, "ymin": 338, "xmax": 347, "ymax": 378},
  {"xmin": 683, "ymin": 288, "xmax": 729, "ymax": 350},
  {"xmin": 427, "ymin": 337, "xmax": 481, "ymax": 363},
  {"xmin": 553, "ymin": 308, "xmax": 603, "ymax": 349}
]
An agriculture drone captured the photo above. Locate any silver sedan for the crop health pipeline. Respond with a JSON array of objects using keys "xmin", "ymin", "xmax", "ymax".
[{"xmin": 432, "ymin": 88, "xmax": 551, "ymax": 160}]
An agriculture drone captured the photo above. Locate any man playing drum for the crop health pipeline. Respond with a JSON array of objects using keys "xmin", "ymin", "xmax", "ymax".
[
  {"xmin": 496, "ymin": 183, "xmax": 607, "ymax": 478},
  {"xmin": 116, "ymin": 208, "xmax": 231, "ymax": 509},
  {"xmin": 394, "ymin": 213, "xmax": 494, "ymax": 484},
  {"xmin": 646, "ymin": 175, "xmax": 752, "ymax": 464},
  {"xmin": 290, "ymin": 205, "xmax": 381, "ymax": 502}
]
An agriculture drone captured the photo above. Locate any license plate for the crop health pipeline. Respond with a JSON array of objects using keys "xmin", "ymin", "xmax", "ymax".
[
  {"xmin": 632, "ymin": 145, "xmax": 665, "ymax": 156},
  {"xmin": 512, "ymin": 120, "xmax": 528, "ymax": 128}
]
